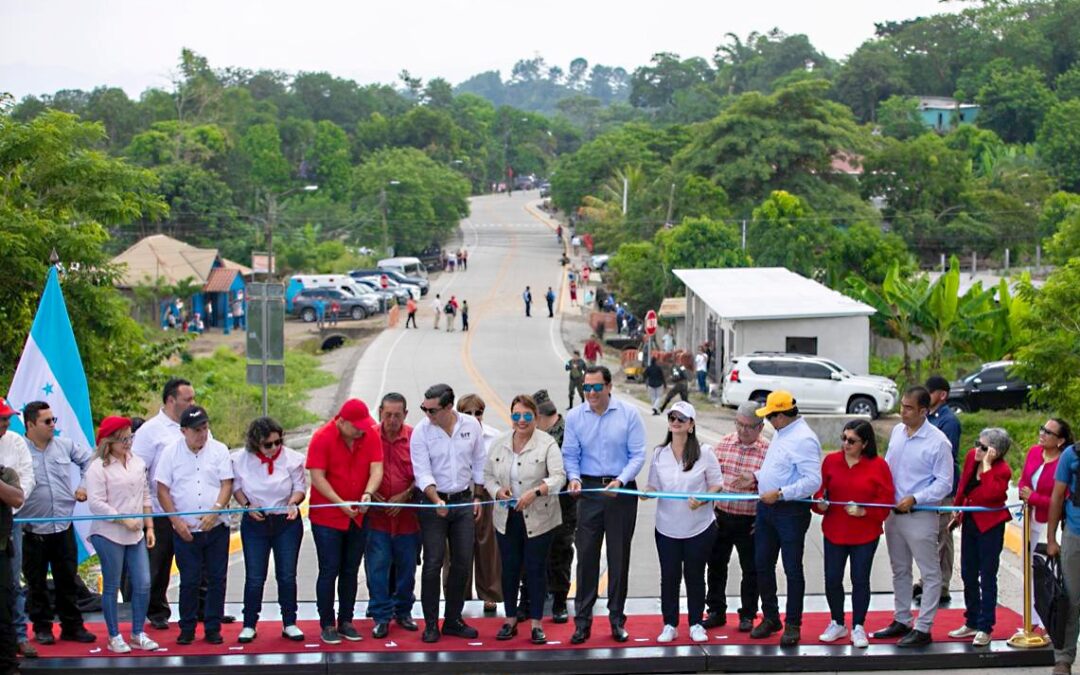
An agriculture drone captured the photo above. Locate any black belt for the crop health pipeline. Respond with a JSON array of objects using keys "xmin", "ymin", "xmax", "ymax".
[
  {"xmin": 435, "ymin": 489, "xmax": 473, "ymax": 503},
  {"xmin": 581, "ymin": 475, "xmax": 618, "ymax": 484}
]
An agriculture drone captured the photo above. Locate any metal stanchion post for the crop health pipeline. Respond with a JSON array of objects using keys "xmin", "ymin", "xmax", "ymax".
[{"xmin": 1008, "ymin": 503, "xmax": 1050, "ymax": 648}]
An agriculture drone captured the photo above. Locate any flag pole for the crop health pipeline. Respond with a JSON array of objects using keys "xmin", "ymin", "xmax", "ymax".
[{"xmin": 1008, "ymin": 503, "xmax": 1049, "ymax": 648}]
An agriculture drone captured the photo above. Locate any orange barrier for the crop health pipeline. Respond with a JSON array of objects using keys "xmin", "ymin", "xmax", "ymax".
[{"xmin": 388, "ymin": 304, "xmax": 400, "ymax": 328}]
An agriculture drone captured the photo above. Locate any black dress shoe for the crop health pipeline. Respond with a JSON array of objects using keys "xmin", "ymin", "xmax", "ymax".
[
  {"xmin": 177, "ymin": 631, "xmax": 195, "ymax": 645},
  {"xmin": 552, "ymin": 606, "xmax": 569, "ymax": 624},
  {"xmin": 441, "ymin": 619, "xmax": 478, "ymax": 639},
  {"xmin": 373, "ymin": 623, "xmax": 389, "ymax": 639},
  {"xmin": 149, "ymin": 618, "xmax": 170, "ymax": 631},
  {"xmin": 421, "ymin": 624, "xmax": 440, "ymax": 643},
  {"xmin": 34, "ymin": 632, "xmax": 55, "ymax": 646},
  {"xmin": 570, "ymin": 626, "xmax": 591, "ymax": 644},
  {"xmin": 204, "ymin": 631, "xmax": 224, "ymax": 645},
  {"xmin": 531, "ymin": 627, "xmax": 547, "ymax": 644},
  {"xmin": 738, "ymin": 616, "xmax": 755, "ymax": 632},
  {"xmin": 701, "ymin": 611, "xmax": 726, "ymax": 629},
  {"xmin": 60, "ymin": 629, "xmax": 97, "ymax": 643},
  {"xmin": 750, "ymin": 618, "xmax": 782, "ymax": 639},
  {"xmin": 872, "ymin": 620, "xmax": 913, "ymax": 639},
  {"xmin": 939, "ymin": 592, "xmax": 952, "ymax": 605},
  {"xmin": 779, "ymin": 624, "xmax": 800, "ymax": 647},
  {"xmin": 897, "ymin": 629, "xmax": 932, "ymax": 647},
  {"xmin": 221, "ymin": 615, "xmax": 236, "ymax": 624},
  {"xmin": 611, "ymin": 625, "xmax": 629, "ymax": 642},
  {"xmin": 483, "ymin": 601, "xmax": 498, "ymax": 614},
  {"xmin": 395, "ymin": 616, "xmax": 418, "ymax": 632},
  {"xmin": 496, "ymin": 623, "xmax": 518, "ymax": 640},
  {"xmin": 912, "ymin": 583, "xmax": 923, "ymax": 599}
]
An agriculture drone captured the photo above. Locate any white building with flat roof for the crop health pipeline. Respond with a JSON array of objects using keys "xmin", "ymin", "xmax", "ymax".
[{"xmin": 674, "ymin": 267, "xmax": 876, "ymax": 378}]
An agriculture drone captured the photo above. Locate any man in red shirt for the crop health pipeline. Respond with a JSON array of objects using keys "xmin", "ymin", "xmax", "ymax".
[
  {"xmin": 583, "ymin": 336, "xmax": 603, "ymax": 367},
  {"xmin": 306, "ymin": 399, "xmax": 384, "ymax": 645},
  {"xmin": 364, "ymin": 393, "xmax": 419, "ymax": 639}
]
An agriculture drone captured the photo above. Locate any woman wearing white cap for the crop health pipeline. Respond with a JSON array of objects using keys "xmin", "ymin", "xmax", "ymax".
[{"xmin": 642, "ymin": 401, "xmax": 723, "ymax": 643}]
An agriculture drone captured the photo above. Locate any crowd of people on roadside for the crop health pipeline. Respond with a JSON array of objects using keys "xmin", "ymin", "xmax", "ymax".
[{"xmin": 0, "ymin": 367, "xmax": 1078, "ymax": 674}]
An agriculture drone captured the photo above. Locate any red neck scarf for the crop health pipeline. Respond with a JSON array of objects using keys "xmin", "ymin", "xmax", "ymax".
[{"xmin": 257, "ymin": 447, "xmax": 283, "ymax": 475}]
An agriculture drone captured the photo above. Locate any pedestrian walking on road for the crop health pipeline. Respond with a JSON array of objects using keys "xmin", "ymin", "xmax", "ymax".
[
  {"xmin": 582, "ymin": 265, "xmax": 590, "ymax": 286},
  {"xmin": 545, "ymin": 287, "xmax": 556, "ymax": 318},
  {"xmin": 583, "ymin": 335, "xmax": 602, "ymax": 367},
  {"xmin": 405, "ymin": 297, "xmax": 418, "ymax": 328},
  {"xmin": 644, "ymin": 402, "xmax": 722, "ymax": 644},
  {"xmin": 431, "ymin": 294, "xmax": 442, "ymax": 329},
  {"xmin": 523, "ymin": 287, "xmax": 532, "ymax": 317},
  {"xmin": 444, "ymin": 296, "xmax": 457, "ymax": 333},
  {"xmin": 461, "ymin": 300, "xmax": 469, "ymax": 331},
  {"xmin": 642, "ymin": 358, "xmax": 666, "ymax": 412},
  {"xmin": 566, "ymin": 351, "xmax": 587, "ymax": 409},
  {"xmin": 569, "ymin": 280, "xmax": 578, "ymax": 307},
  {"xmin": 654, "ymin": 363, "xmax": 689, "ymax": 414},
  {"xmin": 562, "ymin": 366, "xmax": 646, "ymax": 645},
  {"xmin": 329, "ymin": 300, "xmax": 340, "ymax": 327},
  {"xmin": 461, "ymin": 249, "xmax": 468, "ymax": 271}
]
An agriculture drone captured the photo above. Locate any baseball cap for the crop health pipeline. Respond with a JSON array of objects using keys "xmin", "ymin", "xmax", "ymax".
[
  {"xmin": 755, "ymin": 391, "xmax": 797, "ymax": 418},
  {"xmin": 179, "ymin": 405, "xmax": 210, "ymax": 429},
  {"xmin": 669, "ymin": 401, "xmax": 696, "ymax": 420},
  {"xmin": 96, "ymin": 416, "xmax": 132, "ymax": 444},
  {"xmin": 338, "ymin": 398, "xmax": 377, "ymax": 433},
  {"xmin": 0, "ymin": 397, "xmax": 18, "ymax": 418}
]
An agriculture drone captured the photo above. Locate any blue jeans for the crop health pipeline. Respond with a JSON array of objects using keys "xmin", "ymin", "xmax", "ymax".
[
  {"xmin": 9, "ymin": 525, "xmax": 26, "ymax": 641},
  {"xmin": 240, "ymin": 514, "xmax": 303, "ymax": 629},
  {"xmin": 172, "ymin": 525, "xmax": 229, "ymax": 634},
  {"xmin": 696, "ymin": 370, "xmax": 707, "ymax": 393},
  {"xmin": 90, "ymin": 534, "xmax": 150, "ymax": 638},
  {"xmin": 311, "ymin": 522, "xmax": 365, "ymax": 628},
  {"xmin": 823, "ymin": 537, "xmax": 878, "ymax": 627},
  {"xmin": 960, "ymin": 520, "xmax": 1005, "ymax": 632},
  {"xmin": 495, "ymin": 511, "xmax": 554, "ymax": 621},
  {"xmin": 364, "ymin": 529, "xmax": 419, "ymax": 623},
  {"xmin": 755, "ymin": 501, "xmax": 811, "ymax": 625}
]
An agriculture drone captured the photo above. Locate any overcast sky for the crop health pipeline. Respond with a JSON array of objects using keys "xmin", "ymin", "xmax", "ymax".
[{"xmin": 0, "ymin": 0, "xmax": 964, "ymax": 99}]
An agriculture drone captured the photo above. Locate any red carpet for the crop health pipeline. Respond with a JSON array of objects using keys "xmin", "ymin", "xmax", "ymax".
[{"xmin": 35, "ymin": 607, "xmax": 1024, "ymax": 658}]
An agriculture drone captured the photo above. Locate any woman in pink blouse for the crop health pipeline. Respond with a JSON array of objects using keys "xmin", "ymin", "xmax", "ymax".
[{"xmin": 86, "ymin": 416, "xmax": 158, "ymax": 653}]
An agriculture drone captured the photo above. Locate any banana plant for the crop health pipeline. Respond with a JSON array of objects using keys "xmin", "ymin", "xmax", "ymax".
[
  {"xmin": 924, "ymin": 255, "xmax": 961, "ymax": 369},
  {"xmin": 847, "ymin": 262, "xmax": 931, "ymax": 380}
]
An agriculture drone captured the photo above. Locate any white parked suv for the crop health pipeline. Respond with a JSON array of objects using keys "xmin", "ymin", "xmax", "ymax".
[{"xmin": 721, "ymin": 352, "xmax": 898, "ymax": 419}]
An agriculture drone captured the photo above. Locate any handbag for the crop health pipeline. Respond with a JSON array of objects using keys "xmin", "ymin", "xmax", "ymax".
[{"xmin": 1033, "ymin": 547, "xmax": 1070, "ymax": 649}]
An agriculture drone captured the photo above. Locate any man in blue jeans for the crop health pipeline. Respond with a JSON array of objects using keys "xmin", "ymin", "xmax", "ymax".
[
  {"xmin": 740, "ymin": 391, "xmax": 821, "ymax": 647},
  {"xmin": 154, "ymin": 406, "xmax": 233, "ymax": 645},
  {"xmin": 365, "ymin": 393, "xmax": 419, "ymax": 639}
]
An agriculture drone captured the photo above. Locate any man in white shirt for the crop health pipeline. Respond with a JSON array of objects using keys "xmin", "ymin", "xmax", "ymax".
[
  {"xmin": 155, "ymin": 406, "xmax": 233, "ymax": 645},
  {"xmin": 0, "ymin": 398, "xmax": 35, "ymax": 658},
  {"xmin": 872, "ymin": 386, "xmax": 953, "ymax": 648},
  {"xmin": 694, "ymin": 346, "xmax": 709, "ymax": 394},
  {"xmin": 409, "ymin": 384, "xmax": 486, "ymax": 644},
  {"xmin": 430, "ymin": 294, "xmax": 442, "ymax": 329}
]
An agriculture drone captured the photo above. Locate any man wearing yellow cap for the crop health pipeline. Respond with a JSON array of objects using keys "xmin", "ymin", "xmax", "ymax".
[{"xmin": 742, "ymin": 391, "xmax": 821, "ymax": 647}]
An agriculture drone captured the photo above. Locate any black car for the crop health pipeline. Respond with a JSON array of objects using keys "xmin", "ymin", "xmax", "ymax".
[
  {"xmin": 947, "ymin": 360, "xmax": 1035, "ymax": 413},
  {"xmin": 291, "ymin": 288, "xmax": 377, "ymax": 322}
]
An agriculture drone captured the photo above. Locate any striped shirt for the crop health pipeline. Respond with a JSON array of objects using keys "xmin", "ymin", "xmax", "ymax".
[{"xmin": 712, "ymin": 432, "xmax": 769, "ymax": 516}]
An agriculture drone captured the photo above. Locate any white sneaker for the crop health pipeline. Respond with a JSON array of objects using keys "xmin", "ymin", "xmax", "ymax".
[
  {"xmin": 972, "ymin": 631, "xmax": 991, "ymax": 647},
  {"xmin": 818, "ymin": 620, "xmax": 848, "ymax": 643},
  {"xmin": 948, "ymin": 625, "xmax": 978, "ymax": 638},
  {"xmin": 281, "ymin": 625, "xmax": 304, "ymax": 640},
  {"xmin": 657, "ymin": 625, "xmax": 678, "ymax": 642},
  {"xmin": 107, "ymin": 635, "xmax": 131, "ymax": 653},
  {"xmin": 130, "ymin": 632, "xmax": 159, "ymax": 651},
  {"xmin": 851, "ymin": 625, "xmax": 869, "ymax": 649},
  {"xmin": 689, "ymin": 624, "xmax": 708, "ymax": 642},
  {"xmin": 238, "ymin": 627, "xmax": 257, "ymax": 643}
]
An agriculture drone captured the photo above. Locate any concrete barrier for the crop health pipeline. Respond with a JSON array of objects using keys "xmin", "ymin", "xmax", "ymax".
[{"xmin": 797, "ymin": 414, "xmax": 871, "ymax": 450}]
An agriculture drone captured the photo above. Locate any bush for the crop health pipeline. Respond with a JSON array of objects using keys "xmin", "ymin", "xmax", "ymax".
[{"xmin": 954, "ymin": 408, "xmax": 1047, "ymax": 477}]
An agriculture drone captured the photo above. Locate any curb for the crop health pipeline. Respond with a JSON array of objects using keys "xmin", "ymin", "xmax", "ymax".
[{"xmin": 1004, "ymin": 520, "xmax": 1022, "ymax": 555}]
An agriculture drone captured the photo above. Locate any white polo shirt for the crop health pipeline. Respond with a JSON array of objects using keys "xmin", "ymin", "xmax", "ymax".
[{"xmin": 154, "ymin": 437, "xmax": 233, "ymax": 530}]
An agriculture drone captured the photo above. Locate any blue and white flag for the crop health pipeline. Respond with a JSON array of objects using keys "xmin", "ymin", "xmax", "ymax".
[{"xmin": 6, "ymin": 266, "xmax": 96, "ymax": 561}]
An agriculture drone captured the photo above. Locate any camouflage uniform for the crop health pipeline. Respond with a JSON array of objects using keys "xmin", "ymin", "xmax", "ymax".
[{"xmin": 543, "ymin": 415, "xmax": 577, "ymax": 612}]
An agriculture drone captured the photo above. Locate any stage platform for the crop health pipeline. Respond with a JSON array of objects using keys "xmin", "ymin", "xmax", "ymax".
[{"xmin": 20, "ymin": 595, "xmax": 1054, "ymax": 674}]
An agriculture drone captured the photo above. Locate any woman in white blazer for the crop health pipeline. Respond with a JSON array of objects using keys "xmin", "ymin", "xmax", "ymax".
[{"xmin": 484, "ymin": 394, "xmax": 566, "ymax": 645}]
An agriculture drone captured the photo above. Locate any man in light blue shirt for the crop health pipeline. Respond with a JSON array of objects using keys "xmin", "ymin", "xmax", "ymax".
[
  {"xmin": 562, "ymin": 365, "xmax": 646, "ymax": 644},
  {"xmin": 742, "ymin": 391, "xmax": 821, "ymax": 646},
  {"xmin": 873, "ymin": 386, "xmax": 953, "ymax": 648},
  {"xmin": 1047, "ymin": 442, "xmax": 1080, "ymax": 673}
]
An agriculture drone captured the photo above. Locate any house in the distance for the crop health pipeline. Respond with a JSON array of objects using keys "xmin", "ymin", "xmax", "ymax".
[{"xmin": 917, "ymin": 96, "xmax": 980, "ymax": 133}]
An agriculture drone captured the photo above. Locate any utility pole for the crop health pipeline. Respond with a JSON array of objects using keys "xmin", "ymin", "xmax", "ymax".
[
  {"xmin": 622, "ymin": 177, "xmax": 628, "ymax": 215},
  {"xmin": 741, "ymin": 219, "xmax": 747, "ymax": 250},
  {"xmin": 664, "ymin": 182, "xmax": 675, "ymax": 226},
  {"xmin": 380, "ymin": 187, "xmax": 389, "ymax": 257},
  {"xmin": 261, "ymin": 191, "xmax": 277, "ymax": 416}
]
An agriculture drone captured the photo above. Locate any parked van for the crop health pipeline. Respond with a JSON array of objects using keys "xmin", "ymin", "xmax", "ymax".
[
  {"xmin": 377, "ymin": 256, "xmax": 427, "ymax": 279},
  {"xmin": 286, "ymin": 274, "xmax": 382, "ymax": 312}
]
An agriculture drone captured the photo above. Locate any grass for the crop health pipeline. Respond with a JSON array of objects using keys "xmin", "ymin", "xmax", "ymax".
[{"xmin": 955, "ymin": 408, "xmax": 1048, "ymax": 476}]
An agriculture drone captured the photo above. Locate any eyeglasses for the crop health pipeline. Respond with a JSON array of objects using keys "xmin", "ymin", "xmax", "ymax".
[
  {"xmin": 735, "ymin": 421, "xmax": 762, "ymax": 431},
  {"xmin": 463, "ymin": 409, "xmax": 485, "ymax": 417},
  {"xmin": 765, "ymin": 412, "xmax": 780, "ymax": 421},
  {"xmin": 582, "ymin": 383, "xmax": 605, "ymax": 393},
  {"xmin": 113, "ymin": 436, "xmax": 134, "ymax": 445},
  {"xmin": 511, "ymin": 412, "xmax": 535, "ymax": 422},
  {"xmin": 667, "ymin": 413, "xmax": 689, "ymax": 423},
  {"xmin": 841, "ymin": 435, "xmax": 860, "ymax": 445},
  {"xmin": 974, "ymin": 441, "xmax": 988, "ymax": 451},
  {"xmin": 1039, "ymin": 425, "xmax": 1061, "ymax": 437},
  {"xmin": 39, "ymin": 417, "xmax": 57, "ymax": 426},
  {"xmin": 420, "ymin": 405, "xmax": 444, "ymax": 416},
  {"xmin": 261, "ymin": 439, "xmax": 284, "ymax": 450}
]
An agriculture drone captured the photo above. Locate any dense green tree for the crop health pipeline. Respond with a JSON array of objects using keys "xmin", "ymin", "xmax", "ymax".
[
  {"xmin": 1040, "ymin": 191, "xmax": 1080, "ymax": 244},
  {"xmin": 1014, "ymin": 260, "xmax": 1080, "ymax": 421},
  {"xmin": 876, "ymin": 95, "xmax": 926, "ymax": 140},
  {"xmin": 746, "ymin": 190, "xmax": 830, "ymax": 278},
  {"xmin": 714, "ymin": 29, "xmax": 833, "ymax": 95},
  {"xmin": 238, "ymin": 122, "xmax": 291, "ymax": 194},
  {"xmin": 607, "ymin": 241, "xmax": 665, "ymax": 315},
  {"xmin": 308, "ymin": 120, "xmax": 352, "ymax": 200},
  {"xmin": 1056, "ymin": 66, "xmax": 1080, "ymax": 100},
  {"xmin": 1045, "ymin": 207, "xmax": 1080, "ymax": 264},
  {"xmin": 975, "ymin": 64, "xmax": 1057, "ymax": 144},
  {"xmin": 1037, "ymin": 99, "xmax": 1080, "ymax": 192},
  {"xmin": 826, "ymin": 221, "xmax": 916, "ymax": 288},
  {"xmin": 859, "ymin": 133, "xmax": 971, "ymax": 225},
  {"xmin": 629, "ymin": 53, "xmax": 713, "ymax": 109},
  {"xmin": 832, "ymin": 41, "xmax": 908, "ymax": 122}
]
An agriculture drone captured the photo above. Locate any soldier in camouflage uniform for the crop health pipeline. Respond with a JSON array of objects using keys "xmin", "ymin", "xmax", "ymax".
[{"xmin": 533, "ymin": 390, "xmax": 576, "ymax": 623}]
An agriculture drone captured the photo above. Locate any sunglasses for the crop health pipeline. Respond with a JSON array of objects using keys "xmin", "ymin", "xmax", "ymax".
[
  {"xmin": 841, "ymin": 435, "xmax": 860, "ymax": 445},
  {"xmin": 420, "ymin": 405, "xmax": 445, "ymax": 416},
  {"xmin": 765, "ymin": 412, "xmax": 781, "ymax": 421},
  {"xmin": 667, "ymin": 413, "xmax": 689, "ymax": 423},
  {"xmin": 261, "ymin": 438, "xmax": 284, "ymax": 450},
  {"xmin": 38, "ymin": 417, "xmax": 58, "ymax": 426},
  {"xmin": 975, "ymin": 441, "xmax": 989, "ymax": 451},
  {"xmin": 463, "ymin": 409, "xmax": 485, "ymax": 417},
  {"xmin": 1039, "ymin": 425, "xmax": 1060, "ymax": 437},
  {"xmin": 582, "ymin": 383, "xmax": 605, "ymax": 393},
  {"xmin": 511, "ymin": 412, "xmax": 535, "ymax": 422}
]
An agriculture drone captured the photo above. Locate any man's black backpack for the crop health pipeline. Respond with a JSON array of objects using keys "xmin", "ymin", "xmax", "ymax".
[{"xmin": 1033, "ymin": 546, "xmax": 1070, "ymax": 649}]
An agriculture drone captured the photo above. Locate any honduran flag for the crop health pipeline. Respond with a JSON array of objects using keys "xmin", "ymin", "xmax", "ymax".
[{"xmin": 6, "ymin": 266, "xmax": 96, "ymax": 562}]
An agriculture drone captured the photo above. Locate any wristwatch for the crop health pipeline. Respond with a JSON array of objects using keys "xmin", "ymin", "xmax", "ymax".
[{"xmin": 534, "ymin": 488, "xmax": 543, "ymax": 498}]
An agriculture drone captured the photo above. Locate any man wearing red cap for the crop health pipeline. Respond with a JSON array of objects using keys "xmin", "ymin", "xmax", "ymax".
[
  {"xmin": 306, "ymin": 398, "xmax": 384, "ymax": 645},
  {"xmin": 0, "ymin": 397, "xmax": 36, "ymax": 658}
]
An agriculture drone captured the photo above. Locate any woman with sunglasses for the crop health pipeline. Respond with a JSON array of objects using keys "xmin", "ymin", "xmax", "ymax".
[
  {"xmin": 231, "ymin": 417, "xmax": 308, "ymax": 643},
  {"xmin": 1018, "ymin": 418, "xmax": 1072, "ymax": 633},
  {"xmin": 812, "ymin": 420, "xmax": 894, "ymax": 648},
  {"xmin": 642, "ymin": 401, "xmax": 723, "ymax": 643},
  {"xmin": 86, "ymin": 416, "xmax": 159, "ymax": 653},
  {"xmin": 947, "ymin": 428, "xmax": 1013, "ymax": 647},
  {"xmin": 483, "ymin": 394, "xmax": 566, "ymax": 644}
]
